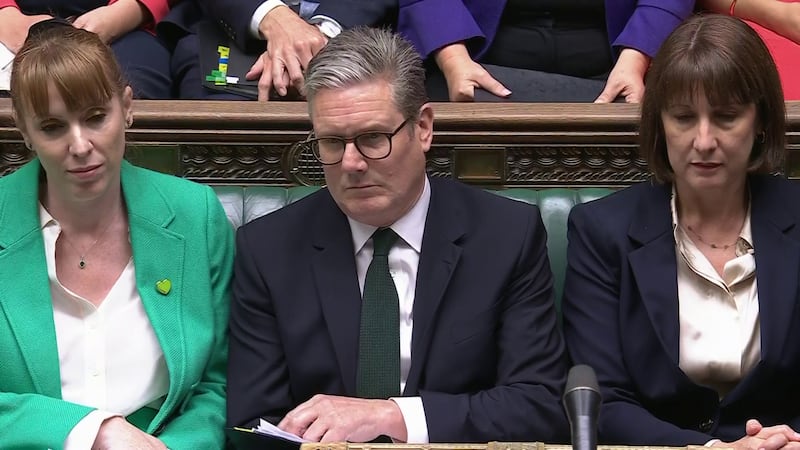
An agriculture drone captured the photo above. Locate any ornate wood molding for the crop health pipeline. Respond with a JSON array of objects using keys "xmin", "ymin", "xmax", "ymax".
[{"xmin": 2, "ymin": 100, "xmax": 799, "ymax": 187}]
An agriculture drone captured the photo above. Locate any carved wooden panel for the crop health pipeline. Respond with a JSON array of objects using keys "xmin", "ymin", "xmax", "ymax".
[{"xmin": 1, "ymin": 100, "xmax": 799, "ymax": 188}]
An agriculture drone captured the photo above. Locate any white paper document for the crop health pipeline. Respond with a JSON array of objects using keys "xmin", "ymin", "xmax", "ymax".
[
  {"xmin": 0, "ymin": 42, "xmax": 13, "ymax": 91},
  {"xmin": 254, "ymin": 418, "xmax": 309, "ymax": 443}
]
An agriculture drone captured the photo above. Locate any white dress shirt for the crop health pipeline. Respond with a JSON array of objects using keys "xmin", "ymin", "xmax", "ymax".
[
  {"xmin": 347, "ymin": 177, "xmax": 431, "ymax": 443},
  {"xmin": 40, "ymin": 205, "xmax": 169, "ymax": 449},
  {"xmin": 249, "ymin": 0, "xmax": 342, "ymax": 40},
  {"xmin": 670, "ymin": 192, "xmax": 761, "ymax": 399}
]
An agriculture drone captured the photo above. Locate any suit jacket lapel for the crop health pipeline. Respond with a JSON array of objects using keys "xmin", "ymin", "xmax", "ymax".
[
  {"xmin": 748, "ymin": 177, "xmax": 799, "ymax": 364},
  {"xmin": 404, "ymin": 180, "xmax": 464, "ymax": 394},
  {"xmin": 120, "ymin": 162, "xmax": 188, "ymax": 420},
  {"xmin": 0, "ymin": 160, "xmax": 63, "ymax": 396},
  {"xmin": 311, "ymin": 192, "xmax": 362, "ymax": 396},
  {"xmin": 627, "ymin": 183, "xmax": 681, "ymax": 364}
]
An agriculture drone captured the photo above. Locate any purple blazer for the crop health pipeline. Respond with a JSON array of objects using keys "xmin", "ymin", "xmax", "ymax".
[{"xmin": 398, "ymin": 0, "xmax": 696, "ymax": 60}]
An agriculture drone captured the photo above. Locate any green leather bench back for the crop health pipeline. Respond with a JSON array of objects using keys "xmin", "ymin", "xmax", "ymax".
[{"xmin": 213, "ymin": 186, "xmax": 613, "ymax": 308}]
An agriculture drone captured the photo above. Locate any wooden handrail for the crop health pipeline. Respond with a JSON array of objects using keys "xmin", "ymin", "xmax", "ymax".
[{"xmin": 2, "ymin": 100, "xmax": 799, "ymax": 187}]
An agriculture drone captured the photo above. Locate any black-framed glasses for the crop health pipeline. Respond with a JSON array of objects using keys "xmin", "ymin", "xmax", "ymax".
[{"xmin": 306, "ymin": 119, "xmax": 410, "ymax": 165}]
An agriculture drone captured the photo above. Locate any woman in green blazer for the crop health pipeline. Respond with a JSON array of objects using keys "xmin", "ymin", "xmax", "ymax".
[{"xmin": 0, "ymin": 20, "xmax": 233, "ymax": 449}]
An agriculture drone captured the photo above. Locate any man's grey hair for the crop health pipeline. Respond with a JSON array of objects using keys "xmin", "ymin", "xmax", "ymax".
[{"xmin": 304, "ymin": 27, "xmax": 428, "ymax": 121}]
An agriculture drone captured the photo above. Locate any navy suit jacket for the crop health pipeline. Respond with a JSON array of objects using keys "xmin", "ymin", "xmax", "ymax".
[
  {"xmin": 562, "ymin": 176, "xmax": 800, "ymax": 445},
  {"xmin": 164, "ymin": 0, "xmax": 397, "ymax": 51},
  {"xmin": 397, "ymin": 0, "xmax": 695, "ymax": 60},
  {"xmin": 227, "ymin": 177, "xmax": 569, "ymax": 442}
]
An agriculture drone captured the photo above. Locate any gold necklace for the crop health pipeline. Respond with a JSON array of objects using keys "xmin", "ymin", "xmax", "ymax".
[
  {"xmin": 60, "ymin": 217, "xmax": 116, "ymax": 269},
  {"xmin": 683, "ymin": 224, "xmax": 740, "ymax": 251}
]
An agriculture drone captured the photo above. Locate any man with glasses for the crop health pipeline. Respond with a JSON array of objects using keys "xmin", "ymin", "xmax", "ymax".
[{"xmin": 227, "ymin": 26, "xmax": 569, "ymax": 444}]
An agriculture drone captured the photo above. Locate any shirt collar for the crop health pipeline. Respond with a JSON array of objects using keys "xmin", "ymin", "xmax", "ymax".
[
  {"xmin": 39, "ymin": 203, "xmax": 57, "ymax": 229},
  {"xmin": 349, "ymin": 177, "xmax": 431, "ymax": 254}
]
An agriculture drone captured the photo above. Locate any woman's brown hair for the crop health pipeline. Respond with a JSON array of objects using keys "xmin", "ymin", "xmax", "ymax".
[{"xmin": 639, "ymin": 14, "xmax": 786, "ymax": 183}]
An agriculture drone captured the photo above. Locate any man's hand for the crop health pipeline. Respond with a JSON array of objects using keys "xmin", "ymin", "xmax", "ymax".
[
  {"xmin": 278, "ymin": 394, "xmax": 407, "ymax": 443},
  {"xmin": 73, "ymin": 0, "xmax": 148, "ymax": 44},
  {"xmin": 435, "ymin": 42, "xmax": 511, "ymax": 101},
  {"xmin": 0, "ymin": 7, "xmax": 52, "ymax": 53},
  {"xmin": 92, "ymin": 416, "xmax": 167, "ymax": 450},
  {"xmin": 247, "ymin": 5, "xmax": 327, "ymax": 100},
  {"xmin": 594, "ymin": 47, "xmax": 650, "ymax": 103},
  {"xmin": 712, "ymin": 419, "xmax": 800, "ymax": 450}
]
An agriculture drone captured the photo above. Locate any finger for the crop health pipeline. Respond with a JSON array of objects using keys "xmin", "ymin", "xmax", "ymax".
[
  {"xmin": 277, "ymin": 412, "xmax": 309, "ymax": 437},
  {"xmin": 319, "ymin": 426, "xmax": 348, "ymax": 443},
  {"xmin": 257, "ymin": 59, "xmax": 274, "ymax": 101},
  {"xmin": 625, "ymin": 87, "xmax": 644, "ymax": 103},
  {"xmin": 761, "ymin": 432, "xmax": 790, "ymax": 450},
  {"xmin": 747, "ymin": 419, "xmax": 765, "ymax": 436},
  {"xmin": 302, "ymin": 416, "xmax": 330, "ymax": 442},
  {"xmin": 622, "ymin": 81, "xmax": 645, "ymax": 103},
  {"xmin": 246, "ymin": 54, "xmax": 265, "ymax": 80},
  {"xmin": 271, "ymin": 55, "xmax": 290, "ymax": 97},
  {"xmin": 475, "ymin": 70, "xmax": 511, "ymax": 98},
  {"xmin": 72, "ymin": 16, "xmax": 87, "ymax": 28},
  {"xmin": 757, "ymin": 424, "xmax": 800, "ymax": 441},
  {"xmin": 451, "ymin": 83, "xmax": 475, "ymax": 102},
  {"xmin": 278, "ymin": 399, "xmax": 320, "ymax": 435},
  {"xmin": 296, "ymin": 40, "xmax": 316, "ymax": 70},
  {"xmin": 594, "ymin": 82, "xmax": 621, "ymax": 103},
  {"xmin": 284, "ymin": 54, "xmax": 305, "ymax": 92}
]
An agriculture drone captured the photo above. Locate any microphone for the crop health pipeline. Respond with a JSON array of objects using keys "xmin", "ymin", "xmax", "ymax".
[{"xmin": 563, "ymin": 365, "xmax": 601, "ymax": 450}]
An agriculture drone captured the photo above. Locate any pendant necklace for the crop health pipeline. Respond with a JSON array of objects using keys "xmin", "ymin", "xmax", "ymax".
[{"xmin": 61, "ymin": 217, "xmax": 116, "ymax": 269}]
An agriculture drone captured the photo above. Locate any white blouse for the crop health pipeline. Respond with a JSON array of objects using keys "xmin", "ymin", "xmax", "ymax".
[{"xmin": 40, "ymin": 205, "xmax": 169, "ymax": 448}]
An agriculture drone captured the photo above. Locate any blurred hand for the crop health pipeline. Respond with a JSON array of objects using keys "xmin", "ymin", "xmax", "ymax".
[
  {"xmin": 435, "ymin": 42, "xmax": 511, "ymax": 101},
  {"xmin": 0, "ymin": 7, "xmax": 52, "ymax": 53},
  {"xmin": 247, "ymin": 5, "xmax": 327, "ymax": 100},
  {"xmin": 278, "ymin": 394, "xmax": 407, "ymax": 443},
  {"xmin": 73, "ymin": 0, "xmax": 147, "ymax": 44},
  {"xmin": 712, "ymin": 419, "xmax": 800, "ymax": 450},
  {"xmin": 594, "ymin": 47, "xmax": 650, "ymax": 103},
  {"xmin": 778, "ymin": 1, "xmax": 800, "ymax": 44},
  {"xmin": 92, "ymin": 416, "xmax": 167, "ymax": 450}
]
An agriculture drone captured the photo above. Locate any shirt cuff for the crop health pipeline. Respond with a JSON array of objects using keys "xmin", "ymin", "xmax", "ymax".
[
  {"xmin": 390, "ymin": 396, "xmax": 429, "ymax": 444},
  {"xmin": 64, "ymin": 410, "xmax": 119, "ymax": 450},
  {"xmin": 705, "ymin": 439, "xmax": 721, "ymax": 447},
  {"xmin": 249, "ymin": 0, "xmax": 287, "ymax": 39},
  {"xmin": 308, "ymin": 15, "xmax": 342, "ymax": 39}
]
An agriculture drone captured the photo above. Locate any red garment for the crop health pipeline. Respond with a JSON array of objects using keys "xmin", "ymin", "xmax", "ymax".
[
  {"xmin": 746, "ymin": 19, "xmax": 800, "ymax": 100},
  {"xmin": 0, "ymin": 0, "xmax": 172, "ymax": 32}
]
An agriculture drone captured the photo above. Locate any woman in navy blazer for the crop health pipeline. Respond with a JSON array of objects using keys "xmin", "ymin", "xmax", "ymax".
[{"xmin": 563, "ymin": 14, "xmax": 800, "ymax": 449}]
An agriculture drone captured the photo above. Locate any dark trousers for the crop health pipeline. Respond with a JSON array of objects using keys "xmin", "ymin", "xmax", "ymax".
[
  {"xmin": 426, "ymin": 15, "xmax": 614, "ymax": 102},
  {"xmin": 18, "ymin": 0, "xmax": 172, "ymax": 99},
  {"xmin": 111, "ymin": 31, "xmax": 172, "ymax": 99}
]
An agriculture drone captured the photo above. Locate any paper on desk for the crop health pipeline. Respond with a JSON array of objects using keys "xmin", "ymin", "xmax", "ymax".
[
  {"xmin": 255, "ymin": 418, "xmax": 309, "ymax": 443},
  {"xmin": 0, "ymin": 42, "xmax": 13, "ymax": 91}
]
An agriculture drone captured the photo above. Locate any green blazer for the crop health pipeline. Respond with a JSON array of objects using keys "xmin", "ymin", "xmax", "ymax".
[{"xmin": 0, "ymin": 160, "xmax": 234, "ymax": 449}]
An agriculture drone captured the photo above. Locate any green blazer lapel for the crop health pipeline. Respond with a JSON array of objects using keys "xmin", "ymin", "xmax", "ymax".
[
  {"xmin": 120, "ymin": 162, "xmax": 188, "ymax": 425},
  {"xmin": 0, "ymin": 160, "xmax": 63, "ymax": 396}
]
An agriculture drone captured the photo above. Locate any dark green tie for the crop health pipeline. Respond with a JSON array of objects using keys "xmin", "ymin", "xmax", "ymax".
[{"xmin": 356, "ymin": 228, "xmax": 401, "ymax": 399}]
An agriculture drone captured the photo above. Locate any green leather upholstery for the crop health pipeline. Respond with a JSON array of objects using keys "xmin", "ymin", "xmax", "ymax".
[{"xmin": 213, "ymin": 186, "xmax": 613, "ymax": 308}]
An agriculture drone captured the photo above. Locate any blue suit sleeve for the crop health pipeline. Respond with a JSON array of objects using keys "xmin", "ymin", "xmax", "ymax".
[
  {"xmin": 612, "ymin": 0, "xmax": 695, "ymax": 57},
  {"xmin": 397, "ymin": 0, "xmax": 484, "ymax": 59}
]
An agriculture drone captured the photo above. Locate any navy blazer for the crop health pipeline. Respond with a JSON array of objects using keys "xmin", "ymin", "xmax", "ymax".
[
  {"xmin": 163, "ymin": 0, "xmax": 397, "ymax": 52},
  {"xmin": 562, "ymin": 176, "xmax": 800, "ymax": 445},
  {"xmin": 227, "ymin": 177, "xmax": 569, "ymax": 442}
]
